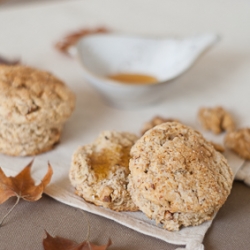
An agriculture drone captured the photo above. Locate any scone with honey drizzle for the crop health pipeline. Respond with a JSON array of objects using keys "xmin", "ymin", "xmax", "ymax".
[{"xmin": 69, "ymin": 131, "xmax": 139, "ymax": 211}]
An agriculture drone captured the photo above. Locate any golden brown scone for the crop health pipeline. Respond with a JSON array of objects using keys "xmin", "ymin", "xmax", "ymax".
[
  {"xmin": 141, "ymin": 116, "xmax": 179, "ymax": 135},
  {"xmin": 225, "ymin": 128, "xmax": 250, "ymax": 160},
  {"xmin": 198, "ymin": 106, "xmax": 235, "ymax": 134},
  {"xmin": 128, "ymin": 122, "xmax": 233, "ymax": 231},
  {"xmin": 69, "ymin": 131, "xmax": 139, "ymax": 212},
  {"xmin": 0, "ymin": 65, "xmax": 75, "ymax": 156}
]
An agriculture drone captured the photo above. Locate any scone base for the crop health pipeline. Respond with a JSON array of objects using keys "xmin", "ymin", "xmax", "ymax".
[{"xmin": 0, "ymin": 121, "xmax": 62, "ymax": 156}]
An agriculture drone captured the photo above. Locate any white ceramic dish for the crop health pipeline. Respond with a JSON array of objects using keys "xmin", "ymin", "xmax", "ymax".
[{"xmin": 76, "ymin": 33, "xmax": 218, "ymax": 108}]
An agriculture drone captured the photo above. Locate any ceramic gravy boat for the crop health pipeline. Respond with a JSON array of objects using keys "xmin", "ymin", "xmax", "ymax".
[{"xmin": 76, "ymin": 33, "xmax": 218, "ymax": 108}]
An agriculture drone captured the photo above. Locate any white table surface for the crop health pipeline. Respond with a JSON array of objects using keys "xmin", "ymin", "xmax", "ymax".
[{"xmin": 1, "ymin": 0, "xmax": 250, "ymax": 123}]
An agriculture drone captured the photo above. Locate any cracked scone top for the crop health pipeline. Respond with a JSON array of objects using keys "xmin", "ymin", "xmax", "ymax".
[
  {"xmin": 0, "ymin": 65, "xmax": 75, "ymax": 125},
  {"xmin": 128, "ymin": 122, "xmax": 233, "ymax": 231},
  {"xmin": 0, "ymin": 65, "xmax": 75, "ymax": 156},
  {"xmin": 69, "ymin": 131, "xmax": 139, "ymax": 211}
]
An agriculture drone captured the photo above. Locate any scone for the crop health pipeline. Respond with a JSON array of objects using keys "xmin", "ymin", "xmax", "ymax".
[
  {"xmin": 69, "ymin": 131, "xmax": 139, "ymax": 211},
  {"xmin": 128, "ymin": 122, "xmax": 233, "ymax": 231},
  {"xmin": 0, "ymin": 65, "xmax": 75, "ymax": 156}
]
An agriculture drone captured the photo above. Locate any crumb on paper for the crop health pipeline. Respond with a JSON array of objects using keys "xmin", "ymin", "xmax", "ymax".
[{"xmin": 198, "ymin": 106, "xmax": 235, "ymax": 134}]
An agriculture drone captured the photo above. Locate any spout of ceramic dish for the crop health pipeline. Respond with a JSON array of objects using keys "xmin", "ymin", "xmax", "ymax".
[{"xmin": 164, "ymin": 33, "xmax": 219, "ymax": 81}]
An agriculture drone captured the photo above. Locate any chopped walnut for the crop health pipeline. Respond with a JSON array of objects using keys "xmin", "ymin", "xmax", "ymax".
[
  {"xmin": 224, "ymin": 128, "xmax": 250, "ymax": 160},
  {"xmin": 210, "ymin": 141, "xmax": 225, "ymax": 153},
  {"xmin": 141, "ymin": 116, "xmax": 179, "ymax": 135},
  {"xmin": 198, "ymin": 106, "xmax": 235, "ymax": 134},
  {"xmin": 99, "ymin": 186, "xmax": 114, "ymax": 203}
]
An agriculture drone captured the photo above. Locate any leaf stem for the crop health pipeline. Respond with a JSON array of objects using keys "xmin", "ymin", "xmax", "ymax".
[
  {"xmin": 79, "ymin": 210, "xmax": 90, "ymax": 241},
  {"xmin": 0, "ymin": 196, "xmax": 20, "ymax": 227}
]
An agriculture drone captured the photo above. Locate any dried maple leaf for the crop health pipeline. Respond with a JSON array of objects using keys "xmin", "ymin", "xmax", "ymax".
[
  {"xmin": 0, "ymin": 55, "xmax": 20, "ymax": 65},
  {"xmin": 55, "ymin": 27, "xmax": 109, "ymax": 55},
  {"xmin": 43, "ymin": 231, "xmax": 112, "ymax": 250},
  {"xmin": 0, "ymin": 160, "xmax": 53, "ymax": 226}
]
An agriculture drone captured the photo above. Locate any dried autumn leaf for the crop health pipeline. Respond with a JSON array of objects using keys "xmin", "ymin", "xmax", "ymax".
[
  {"xmin": 43, "ymin": 231, "xmax": 112, "ymax": 250},
  {"xmin": 0, "ymin": 160, "xmax": 53, "ymax": 225},
  {"xmin": 55, "ymin": 27, "xmax": 109, "ymax": 55},
  {"xmin": 0, "ymin": 55, "xmax": 20, "ymax": 65}
]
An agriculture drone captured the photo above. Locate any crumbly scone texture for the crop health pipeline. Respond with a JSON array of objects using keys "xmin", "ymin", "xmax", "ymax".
[
  {"xmin": 141, "ymin": 116, "xmax": 179, "ymax": 135},
  {"xmin": 0, "ymin": 65, "xmax": 75, "ymax": 125},
  {"xmin": 69, "ymin": 131, "xmax": 139, "ymax": 212},
  {"xmin": 128, "ymin": 122, "xmax": 233, "ymax": 231},
  {"xmin": 198, "ymin": 106, "xmax": 235, "ymax": 134},
  {"xmin": 0, "ymin": 119, "xmax": 62, "ymax": 156},
  {"xmin": 225, "ymin": 128, "xmax": 250, "ymax": 160}
]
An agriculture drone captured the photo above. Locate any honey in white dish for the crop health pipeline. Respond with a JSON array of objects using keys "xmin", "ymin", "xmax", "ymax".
[{"xmin": 108, "ymin": 73, "xmax": 158, "ymax": 85}]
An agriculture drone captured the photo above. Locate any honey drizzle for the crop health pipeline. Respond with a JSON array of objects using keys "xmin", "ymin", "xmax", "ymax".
[{"xmin": 90, "ymin": 147, "xmax": 130, "ymax": 180}]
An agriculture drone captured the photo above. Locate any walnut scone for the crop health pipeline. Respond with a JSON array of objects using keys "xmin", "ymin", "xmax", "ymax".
[
  {"xmin": 225, "ymin": 128, "xmax": 250, "ymax": 160},
  {"xmin": 69, "ymin": 131, "xmax": 139, "ymax": 211},
  {"xmin": 198, "ymin": 106, "xmax": 235, "ymax": 134},
  {"xmin": 0, "ymin": 65, "xmax": 75, "ymax": 156},
  {"xmin": 141, "ymin": 116, "xmax": 179, "ymax": 135},
  {"xmin": 128, "ymin": 122, "xmax": 233, "ymax": 231}
]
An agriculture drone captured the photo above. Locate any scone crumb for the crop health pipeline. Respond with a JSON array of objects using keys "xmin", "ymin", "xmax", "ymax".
[
  {"xmin": 225, "ymin": 128, "xmax": 250, "ymax": 160},
  {"xmin": 198, "ymin": 106, "xmax": 235, "ymax": 134}
]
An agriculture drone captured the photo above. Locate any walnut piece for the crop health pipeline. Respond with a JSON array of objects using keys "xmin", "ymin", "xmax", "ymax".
[
  {"xmin": 225, "ymin": 128, "xmax": 250, "ymax": 160},
  {"xmin": 198, "ymin": 106, "xmax": 235, "ymax": 134},
  {"xmin": 210, "ymin": 141, "xmax": 225, "ymax": 153},
  {"xmin": 141, "ymin": 116, "xmax": 179, "ymax": 135}
]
